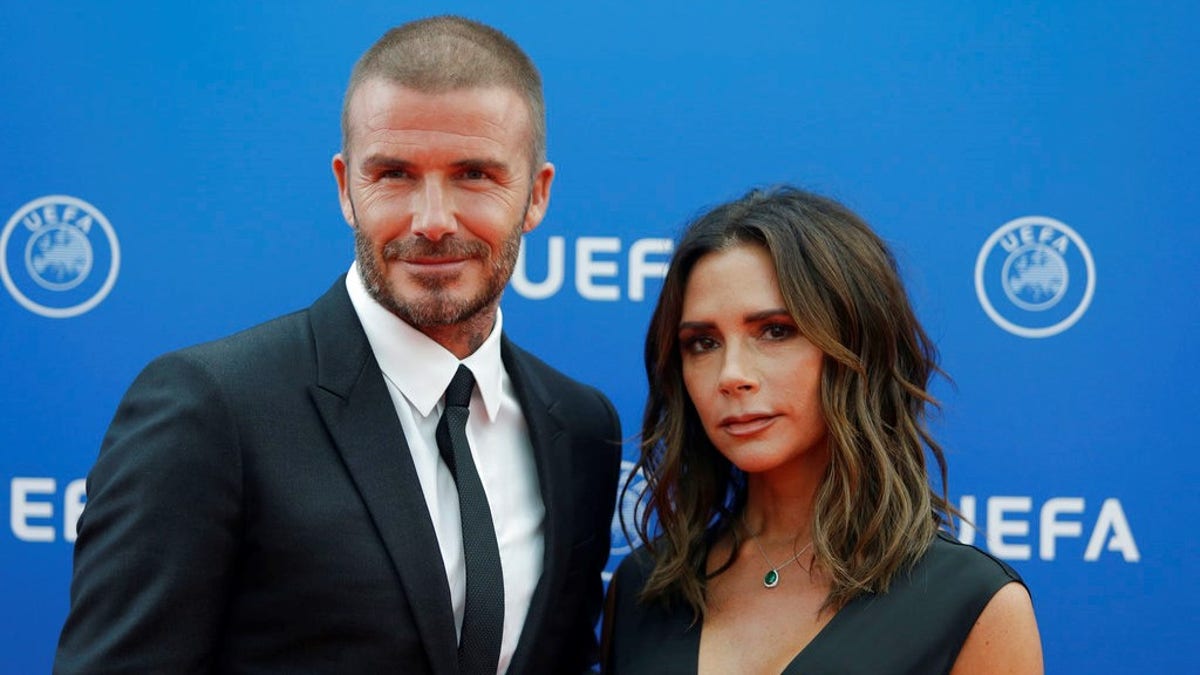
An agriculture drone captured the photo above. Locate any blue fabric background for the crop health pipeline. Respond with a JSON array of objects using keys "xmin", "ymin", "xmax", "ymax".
[{"xmin": 2, "ymin": 2, "xmax": 1195, "ymax": 672}]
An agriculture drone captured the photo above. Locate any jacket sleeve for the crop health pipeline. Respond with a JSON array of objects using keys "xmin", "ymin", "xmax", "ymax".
[
  {"xmin": 568, "ymin": 387, "xmax": 624, "ymax": 673},
  {"xmin": 54, "ymin": 351, "xmax": 243, "ymax": 674}
]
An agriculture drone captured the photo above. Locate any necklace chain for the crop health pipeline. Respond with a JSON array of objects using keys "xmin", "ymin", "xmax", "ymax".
[{"xmin": 747, "ymin": 530, "xmax": 812, "ymax": 589}]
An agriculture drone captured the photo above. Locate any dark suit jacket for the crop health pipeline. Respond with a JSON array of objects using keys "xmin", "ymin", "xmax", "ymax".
[{"xmin": 55, "ymin": 278, "xmax": 623, "ymax": 674}]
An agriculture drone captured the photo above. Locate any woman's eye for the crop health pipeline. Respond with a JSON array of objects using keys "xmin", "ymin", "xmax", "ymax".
[
  {"xmin": 763, "ymin": 323, "xmax": 796, "ymax": 340},
  {"xmin": 681, "ymin": 335, "xmax": 718, "ymax": 353}
]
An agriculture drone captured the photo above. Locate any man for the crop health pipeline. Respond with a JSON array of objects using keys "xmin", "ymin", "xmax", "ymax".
[{"xmin": 55, "ymin": 16, "xmax": 622, "ymax": 674}]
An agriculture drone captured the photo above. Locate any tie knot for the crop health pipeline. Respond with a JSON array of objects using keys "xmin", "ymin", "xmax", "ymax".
[{"xmin": 444, "ymin": 364, "xmax": 476, "ymax": 408}]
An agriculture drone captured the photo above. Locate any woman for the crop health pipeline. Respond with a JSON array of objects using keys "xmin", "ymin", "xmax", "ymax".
[{"xmin": 604, "ymin": 186, "xmax": 1042, "ymax": 674}]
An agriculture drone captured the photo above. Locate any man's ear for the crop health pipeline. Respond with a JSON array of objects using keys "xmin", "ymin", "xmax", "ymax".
[
  {"xmin": 332, "ymin": 152, "xmax": 356, "ymax": 227},
  {"xmin": 522, "ymin": 161, "xmax": 555, "ymax": 234}
]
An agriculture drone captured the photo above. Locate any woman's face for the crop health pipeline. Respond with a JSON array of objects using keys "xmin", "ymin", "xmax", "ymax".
[{"xmin": 678, "ymin": 243, "xmax": 829, "ymax": 478}]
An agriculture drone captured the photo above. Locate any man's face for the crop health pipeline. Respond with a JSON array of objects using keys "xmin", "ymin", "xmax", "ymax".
[{"xmin": 333, "ymin": 80, "xmax": 554, "ymax": 341}]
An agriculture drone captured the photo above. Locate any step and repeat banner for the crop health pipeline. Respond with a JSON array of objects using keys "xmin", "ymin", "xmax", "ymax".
[{"xmin": 3, "ymin": 2, "xmax": 1195, "ymax": 673}]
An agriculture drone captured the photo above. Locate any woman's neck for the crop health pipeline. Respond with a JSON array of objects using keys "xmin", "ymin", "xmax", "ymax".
[{"xmin": 741, "ymin": 445, "xmax": 828, "ymax": 544}]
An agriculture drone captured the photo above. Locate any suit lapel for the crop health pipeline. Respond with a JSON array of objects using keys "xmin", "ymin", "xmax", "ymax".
[
  {"xmin": 502, "ymin": 337, "xmax": 576, "ymax": 674},
  {"xmin": 306, "ymin": 280, "xmax": 457, "ymax": 675}
]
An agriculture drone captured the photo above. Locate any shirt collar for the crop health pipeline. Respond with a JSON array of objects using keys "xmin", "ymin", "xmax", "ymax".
[{"xmin": 345, "ymin": 262, "xmax": 506, "ymax": 421}]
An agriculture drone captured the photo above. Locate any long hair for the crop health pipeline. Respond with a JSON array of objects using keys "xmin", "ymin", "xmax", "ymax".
[{"xmin": 627, "ymin": 186, "xmax": 953, "ymax": 619}]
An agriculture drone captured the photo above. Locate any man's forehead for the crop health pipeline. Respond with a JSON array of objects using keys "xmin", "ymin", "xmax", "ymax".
[
  {"xmin": 345, "ymin": 80, "xmax": 536, "ymax": 163},
  {"xmin": 350, "ymin": 79, "xmax": 528, "ymax": 115}
]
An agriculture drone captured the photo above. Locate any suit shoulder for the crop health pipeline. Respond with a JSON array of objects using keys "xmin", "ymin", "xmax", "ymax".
[
  {"xmin": 502, "ymin": 338, "xmax": 614, "ymax": 406},
  {"xmin": 152, "ymin": 307, "xmax": 315, "ymax": 376}
]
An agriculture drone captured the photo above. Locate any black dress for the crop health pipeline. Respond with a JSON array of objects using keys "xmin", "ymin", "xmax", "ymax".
[{"xmin": 605, "ymin": 532, "xmax": 1025, "ymax": 674}]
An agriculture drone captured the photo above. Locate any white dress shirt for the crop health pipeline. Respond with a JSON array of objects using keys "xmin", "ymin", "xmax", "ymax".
[{"xmin": 345, "ymin": 264, "xmax": 544, "ymax": 674}]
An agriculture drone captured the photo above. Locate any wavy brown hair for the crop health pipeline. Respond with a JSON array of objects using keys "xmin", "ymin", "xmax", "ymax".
[{"xmin": 626, "ymin": 186, "xmax": 954, "ymax": 619}]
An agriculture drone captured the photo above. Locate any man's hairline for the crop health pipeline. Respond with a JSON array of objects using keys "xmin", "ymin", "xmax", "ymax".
[{"xmin": 340, "ymin": 77, "xmax": 545, "ymax": 174}]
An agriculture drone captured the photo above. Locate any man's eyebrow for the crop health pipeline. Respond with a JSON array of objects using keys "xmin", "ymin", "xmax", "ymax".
[
  {"xmin": 452, "ymin": 158, "xmax": 512, "ymax": 173},
  {"xmin": 357, "ymin": 156, "xmax": 513, "ymax": 174},
  {"xmin": 359, "ymin": 155, "xmax": 413, "ymax": 172}
]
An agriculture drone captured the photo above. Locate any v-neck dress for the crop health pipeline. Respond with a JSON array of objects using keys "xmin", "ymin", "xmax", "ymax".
[{"xmin": 605, "ymin": 532, "xmax": 1024, "ymax": 674}]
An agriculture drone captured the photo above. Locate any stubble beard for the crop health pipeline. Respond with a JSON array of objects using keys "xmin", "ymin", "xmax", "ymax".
[{"xmin": 355, "ymin": 218, "xmax": 524, "ymax": 330}]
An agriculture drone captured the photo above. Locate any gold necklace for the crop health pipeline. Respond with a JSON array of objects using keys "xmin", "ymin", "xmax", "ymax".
[{"xmin": 748, "ymin": 535, "xmax": 813, "ymax": 589}]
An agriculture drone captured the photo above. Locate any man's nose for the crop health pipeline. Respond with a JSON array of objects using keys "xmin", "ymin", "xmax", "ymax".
[{"xmin": 410, "ymin": 179, "xmax": 456, "ymax": 241}]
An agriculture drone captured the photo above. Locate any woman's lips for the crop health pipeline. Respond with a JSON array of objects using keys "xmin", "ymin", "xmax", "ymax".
[{"xmin": 720, "ymin": 414, "xmax": 777, "ymax": 436}]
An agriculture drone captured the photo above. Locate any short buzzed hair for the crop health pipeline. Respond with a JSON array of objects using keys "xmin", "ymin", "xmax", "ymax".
[{"xmin": 341, "ymin": 16, "xmax": 546, "ymax": 169}]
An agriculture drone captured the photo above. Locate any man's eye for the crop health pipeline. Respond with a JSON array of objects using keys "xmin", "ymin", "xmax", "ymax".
[
  {"xmin": 380, "ymin": 170, "xmax": 410, "ymax": 180},
  {"xmin": 461, "ymin": 169, "xmax": 488, "ymax": 180}
]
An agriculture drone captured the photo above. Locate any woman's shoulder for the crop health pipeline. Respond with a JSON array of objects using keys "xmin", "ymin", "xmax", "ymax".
[
  {"xmin": 613, "ymin": 545, "xmax": 656, "ymax": 591},
  {"xmin": 605, "ymin": 544, "xmax": 701, "ymax": 674},
  {"xmin": 795, "ymin": 533, "xmax": 1032, "ymax": 672},
  {"xmin": 919, "ymin": 531, "xmax": 1025, "ymax": 592}
]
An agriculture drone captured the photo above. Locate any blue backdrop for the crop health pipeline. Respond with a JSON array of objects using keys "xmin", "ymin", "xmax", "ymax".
[{"xmin": 3, "ymin": 2, "xmax": 1196, "ymax": 672}]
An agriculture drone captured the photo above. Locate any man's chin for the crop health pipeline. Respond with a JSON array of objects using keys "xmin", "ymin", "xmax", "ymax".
[{"xmin": 377, "ymin": 285, "xmax": 494, "ymax": 329}]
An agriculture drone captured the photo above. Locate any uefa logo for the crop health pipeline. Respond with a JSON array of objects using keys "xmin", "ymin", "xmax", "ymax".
[
  {"xmin": 1, "ymin": 195, "xmax": 120, "ymax": 318},
  {"xmin": 974, "ymin": 216, "xmax": 1095, "ymax": 338}
]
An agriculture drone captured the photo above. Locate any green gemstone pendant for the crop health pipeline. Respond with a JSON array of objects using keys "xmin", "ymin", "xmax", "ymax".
[{"xmin": 763, "ymin": 569, "xmax": 780, "ymax": 588}]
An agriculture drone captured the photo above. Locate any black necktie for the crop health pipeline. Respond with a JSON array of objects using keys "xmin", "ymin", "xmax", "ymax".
[{"xmin": 436, "ymin": 364, "xmax": 504, "ymax": 674}]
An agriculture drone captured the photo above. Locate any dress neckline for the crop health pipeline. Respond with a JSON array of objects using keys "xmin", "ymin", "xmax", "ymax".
[{"xmin": 692, "ymin": 585, "xmax": 859, "ymax": 673}]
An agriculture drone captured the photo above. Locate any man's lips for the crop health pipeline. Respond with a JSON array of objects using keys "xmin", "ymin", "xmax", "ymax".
[
  {"xmin": 397, "ymin": 257, "xmax": 470, "ymax": 272},
  {"xmin": 719, "ymin": 413, "xmax": 778, "ymax": 436}
]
